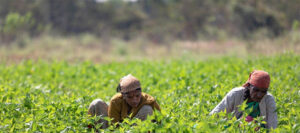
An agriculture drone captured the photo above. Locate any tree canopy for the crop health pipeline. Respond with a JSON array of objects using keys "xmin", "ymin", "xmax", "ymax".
[{"xmin": 0, "ymin": 0, "xmax": 299, "ymax": 42}]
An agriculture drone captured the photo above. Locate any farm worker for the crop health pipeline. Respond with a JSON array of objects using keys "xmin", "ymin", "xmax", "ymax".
[
  {"xmin": 210, "ymin": 70, "xmax": 277, "ymax": 129},
  {"xmin": 88, "ymin": 74, "xmax": 161, "ymax": 128}
]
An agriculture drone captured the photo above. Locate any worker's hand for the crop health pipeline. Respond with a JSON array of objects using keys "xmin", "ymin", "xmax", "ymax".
[
  {"xmin": 245, "ymin": 116, "xmax": 254, "ymax": 122},
  {"xmin": 87, "ymin": 124, "xmax": 94, "ymax": 129},
  {"xmin": 255, "ymin": 126, "xmax": 260, "ymax": 131},
  {"xmin": 245, "ymin": 116, "xmax": 260, "ymax": 131}
]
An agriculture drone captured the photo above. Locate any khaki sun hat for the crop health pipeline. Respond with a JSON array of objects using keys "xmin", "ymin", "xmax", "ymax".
[{"xmin": 120, "ymin": 74, "xmax": 141, "ymax": 93}]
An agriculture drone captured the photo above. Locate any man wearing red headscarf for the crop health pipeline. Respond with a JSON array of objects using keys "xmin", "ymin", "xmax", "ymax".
[{"xmin": 210, "ymin": 70, "xmax": 277, "ymax": 129}]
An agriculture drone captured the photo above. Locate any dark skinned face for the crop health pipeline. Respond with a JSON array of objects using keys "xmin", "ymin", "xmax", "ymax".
[
  {"xmin": 249, "ymin": 84, "xmax": 268, "ymax": 102},
  {"xmin": 123, "ymin": 89, "xmax": 142, "ymax": 108}
]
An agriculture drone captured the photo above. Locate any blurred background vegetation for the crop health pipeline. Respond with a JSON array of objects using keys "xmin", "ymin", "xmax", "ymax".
[{"xmin": 0, "ymin": 0, "xmax": 299, "ymax": 62}]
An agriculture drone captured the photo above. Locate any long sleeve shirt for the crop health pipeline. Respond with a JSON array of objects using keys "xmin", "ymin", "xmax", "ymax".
[
  {"xmin": 108, "ymin": 92, "xmax": 161, "ymax": 123},
  {"xmin": 210, "ymin": 87, "xmax": 278, "ymax": 129}
]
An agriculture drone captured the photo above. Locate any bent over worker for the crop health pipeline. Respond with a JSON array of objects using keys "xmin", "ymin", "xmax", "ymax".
[
  {"xmin": 88, "ymin": 74, "xmax": 161, "ymax": 129},
  {"xmin": 210, "ymin": 70, "xmax": 277, "ymax": 129}
]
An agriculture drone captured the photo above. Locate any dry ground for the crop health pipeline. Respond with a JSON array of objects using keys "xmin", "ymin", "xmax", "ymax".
[{"xmin": 0, "ymin": 34, "xmax": 299, "ymax": 63}]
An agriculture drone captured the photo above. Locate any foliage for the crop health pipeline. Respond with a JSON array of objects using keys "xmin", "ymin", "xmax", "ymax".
[
  {"xmin": 0, "ymin": 0, "xmax": 299, "ymax": 42},
  {"xmin": 0, "ymin": 54, "xmax": 299, "ymax": 132},
  {"xmin": 0, "ymin": 12, "xmax": 35, "ymax": 42}
]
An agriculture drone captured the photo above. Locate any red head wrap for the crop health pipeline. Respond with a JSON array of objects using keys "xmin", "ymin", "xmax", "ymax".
[{"xmin": 243, "ymin": 70, "xmax": 270, "ymax": 89}]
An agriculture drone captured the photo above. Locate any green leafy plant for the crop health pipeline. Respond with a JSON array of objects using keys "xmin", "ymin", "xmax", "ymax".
[{"xmin": 0, "ymin": 53, "xmax": 299, "ymax": 132}]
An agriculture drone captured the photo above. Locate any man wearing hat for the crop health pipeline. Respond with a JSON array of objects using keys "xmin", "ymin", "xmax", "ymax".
[
  {"xmin": 210, "ymin": 70, "xmax": 277, "ymax": 129},
  {"xmin": 88, "ymin": 74, "xmax": 161, "ymax": 128}
]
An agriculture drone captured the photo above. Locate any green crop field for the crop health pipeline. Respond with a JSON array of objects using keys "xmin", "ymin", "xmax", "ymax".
[{"xmin": 0, "ymin": 53, "xmax": 299, "ymax": 132}]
